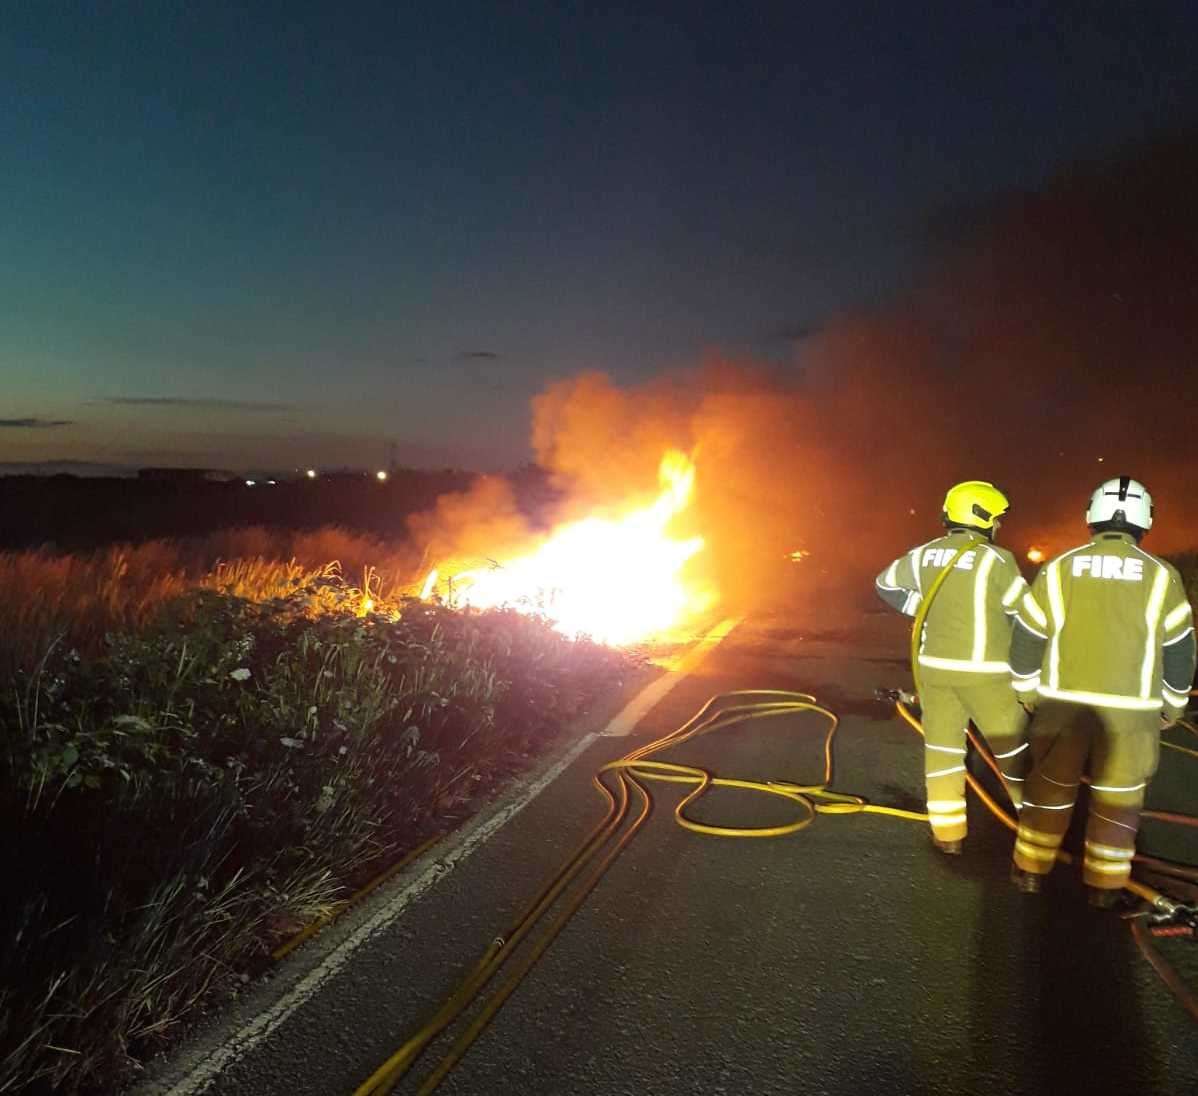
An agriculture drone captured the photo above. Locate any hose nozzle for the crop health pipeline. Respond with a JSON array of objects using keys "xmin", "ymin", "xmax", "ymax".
[
  {"xmin": 1152, "ymin": 894, "xmax": 1183, "ymax": 917},
  {"xmin": 1147, "ymin": 896, "xmax": 1198, "ymax": 939}
]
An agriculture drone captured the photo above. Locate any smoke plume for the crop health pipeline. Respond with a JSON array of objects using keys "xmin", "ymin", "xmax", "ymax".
[{"xmin": 410, "ymin": 131, "xmax": 1198, "ymax": 612}]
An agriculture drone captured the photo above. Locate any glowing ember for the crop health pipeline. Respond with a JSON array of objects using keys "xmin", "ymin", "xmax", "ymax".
[{"xmin": 421, "ymin": 450, "xmax": 713, "ymax": 645}]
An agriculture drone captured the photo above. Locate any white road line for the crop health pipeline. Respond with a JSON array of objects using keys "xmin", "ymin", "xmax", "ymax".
[
  {"xmin": 602, "ymin": 617, "xmax": 743, "ymax": 736},
  {"xmin": 152, "ymin": 730, "xmax": 600, "ymax": 1096},
  {"xmin": 151, "ymin": 617, "xmax": 742, "ymax": 1095}
]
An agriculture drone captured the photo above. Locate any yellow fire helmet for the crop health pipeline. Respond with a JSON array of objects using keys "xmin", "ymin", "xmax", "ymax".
[{"xmin": 942, "ymin": 480, "xmax": 1010, "ymax": 531}]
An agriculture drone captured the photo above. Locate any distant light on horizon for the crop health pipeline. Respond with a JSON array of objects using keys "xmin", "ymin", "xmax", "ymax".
[
  {"xmin": 306, "ymin": 468, "xmax": 317, "ymax": 479},
  {"xmin": 245, "ymin": 479, "xmax": 256, "ymax": 487},
  {"xmin": 376, "ymin": 470, "xmax": 388, "ymax": 481}
]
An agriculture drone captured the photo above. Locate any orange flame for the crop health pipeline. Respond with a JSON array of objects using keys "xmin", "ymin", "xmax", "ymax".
[
  {"xmin": 1027, "ymin": 546, "xmax": 1045, "ymax": 563},
  {"xmin": 421, "ymin": 450, "xmax": 714, "ymax": 645}
]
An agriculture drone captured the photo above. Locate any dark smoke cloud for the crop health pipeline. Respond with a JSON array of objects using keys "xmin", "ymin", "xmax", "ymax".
[
  {"xmin": 411, "ymin": 132, "xmax": 1198, "ymax": 612},
  {"xmin": 810, "ymin": 131, "xmax": 1198, "ymax": 560}
]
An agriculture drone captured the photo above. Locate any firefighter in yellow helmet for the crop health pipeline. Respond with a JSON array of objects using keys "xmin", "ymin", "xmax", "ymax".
[
  {"xmin": 876, "ymin": 481, "xmax": 1030, "ymax": 853},
  {"xmin": 1008, "ymin": 476, "xmax": 1196, "ymax": 907}
]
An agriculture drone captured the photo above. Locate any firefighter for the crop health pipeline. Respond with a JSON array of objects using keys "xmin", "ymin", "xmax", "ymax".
[
  {"xmin": 1008, "ymin": 476, "xmax": 1196, "ymax": 906},
  {"xmin": 876, "ymin": 481, "xmax": 1031, "ymax": 853}
]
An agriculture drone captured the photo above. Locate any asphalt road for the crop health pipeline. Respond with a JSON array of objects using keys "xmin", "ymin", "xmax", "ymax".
[{"xmin": 151, "ymin": 603, "xmax": 1198, "ymax": 1096}]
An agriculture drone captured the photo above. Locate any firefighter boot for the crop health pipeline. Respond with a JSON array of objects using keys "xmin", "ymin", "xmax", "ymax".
[
  {"xmin": 933, "ymin": 837, "xmax": 963, "ymax": 855},
  {"xmin": 1010, "ymin": 866, "xmax": 1042, "ymax": 894},
  {"xmin": 1087, "ymin": 886, "xmax": 1121, "ymax": 910}
]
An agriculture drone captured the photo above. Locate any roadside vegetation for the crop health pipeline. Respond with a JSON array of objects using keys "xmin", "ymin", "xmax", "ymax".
[
  {"xmin": 2, "ymin": 531, "xmax": 1189, "ymax": 1092},
  {"xmin": 0, "ymin": 529, "xmax": 634, "ymax": 1093},
  {"xmin": 0, "ymin": 526, "xmax": 424, "ymax": 676}
]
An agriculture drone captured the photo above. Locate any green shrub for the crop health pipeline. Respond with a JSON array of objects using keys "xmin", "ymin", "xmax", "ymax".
[{"xmin": 0, "ymin": 579, "xmax": 632, "ymax": 1093}]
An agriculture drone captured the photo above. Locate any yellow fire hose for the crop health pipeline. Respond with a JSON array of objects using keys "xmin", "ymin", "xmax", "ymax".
[
  {"xmin": 906, "ymin": 537, "xmax": 1193, "ymax": 908},
  {"xmin": 352, "ymin": 689, "xmax": 932, "ymax": 1095},
  {"xmin": 907, "ymin": 536, "xmax": 983, "ymax": 700},
  {"xmin": 350, "ymin": 545, "xmax": 1197, "ymax": 1093},
  {"xmin": 900, "ymin": 535, "xmax": 1198, "ymax": 1026},
  {"xmin": 352, "ymin": 687, "xmax": 1198, "ymax": 1093}
]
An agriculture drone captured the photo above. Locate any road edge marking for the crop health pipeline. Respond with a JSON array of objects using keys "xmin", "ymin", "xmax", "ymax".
[
  {"xmin": 602, "ymin": 616, "xmax": 742, "ymax": 736},
  {"xmin": 150, "ymin": 730, "xmax": 601, "ymax": 1096},
  {"xmin": 148, "ymin": 617, "xmax": 742, "ymax": 1094}
]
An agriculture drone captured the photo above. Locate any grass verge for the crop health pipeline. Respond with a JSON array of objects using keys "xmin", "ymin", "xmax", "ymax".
[{"xmin": 0, "ymin": 541, "xmax": 635, "ymax": 1093}]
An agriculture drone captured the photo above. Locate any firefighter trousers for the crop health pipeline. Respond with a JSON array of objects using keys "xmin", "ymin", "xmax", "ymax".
[
  {"xmin": 1012, "ymin": 700, "xmax": 1160, "ymax": 890},
  {"xmin": 919, "ymin": 673, "xmax": 1029, "ymax": 842}
]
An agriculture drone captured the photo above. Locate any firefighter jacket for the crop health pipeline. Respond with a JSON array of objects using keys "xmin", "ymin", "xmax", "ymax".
[
  {"xmin": 1009, "ymin": 531, "xmax": 1197, "ymax": 716},
  {"xmin": 875, "ymin": 530, "xmax": 1029, "ymax": 676}
]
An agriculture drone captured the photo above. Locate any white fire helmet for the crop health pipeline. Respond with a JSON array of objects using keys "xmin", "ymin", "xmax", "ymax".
[{"xmin": 1085, "ymin": 476, "xmax": 1154, "ymax": 533}]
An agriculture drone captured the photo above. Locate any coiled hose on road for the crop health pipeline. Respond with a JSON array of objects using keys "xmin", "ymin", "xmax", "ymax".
[
  {"xmin": 352, "ymin": 684, "xmax": 1198, "ymax": 1094},
  {"xmin": 354, "ymin": 545, "xmax": 1196, "ymax": 1092},
  {"xmin": 353, "ymin": 688, "xmax": 928, "ymax": 1095}
]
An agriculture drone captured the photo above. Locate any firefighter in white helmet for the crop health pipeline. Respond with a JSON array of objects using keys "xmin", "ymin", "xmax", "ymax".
[
  {"xmin": 876, "ymin": 481, "xmax": 1031, "ymax": 853},
  {"xmin": 1008, "ymin": 476, "xmax": 1196, "ymax": 906}
]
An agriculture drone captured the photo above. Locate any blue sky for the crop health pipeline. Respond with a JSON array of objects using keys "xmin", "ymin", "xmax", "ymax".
[{"xmin": 3, "ymin": 1, "xmax": 1198, "ymax": 470}]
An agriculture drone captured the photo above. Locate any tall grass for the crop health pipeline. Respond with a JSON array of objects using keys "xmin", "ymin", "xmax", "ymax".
[
  {"xmin": 0, "ymin": 526, "xmax": 422, "ymax": 675},
  {"xmin": 0, "ymin": 542, "xmax": 634, "ymax": 1093}
]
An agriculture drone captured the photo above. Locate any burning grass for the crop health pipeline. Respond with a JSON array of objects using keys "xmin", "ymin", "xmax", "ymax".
[
  {"xmin": 0, "ymin": 526, "xmax": 420, "ymax": 675},
  {"xmin": 0, "ymin": 538, "xmax": 635, "ymax": 1093},
  {"xmin": 421, "ymin": 449, "xmax": 716, "ymax": 646}
]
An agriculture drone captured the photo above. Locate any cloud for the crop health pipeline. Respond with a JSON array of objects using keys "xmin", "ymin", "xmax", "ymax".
[
  {"xmin": 501, "ymin": 131, "xmax": 1198, "ymax": 607},
  {"xmin": 0, "ymin": 418, "xmax": 74, "ymax": 428},
  {"xmin": 105, "ymin": 397, "xmax": 295, "ymax": 412},
  {"xmin": 458, "ymin": 350, "xmax": 501, "ymax": 360}
]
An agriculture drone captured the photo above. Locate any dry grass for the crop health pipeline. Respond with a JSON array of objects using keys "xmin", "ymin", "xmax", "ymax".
[
  {"xmin": 0, "ymin": 533, "xmax": 635, "ymax": 1093},
  {"xmin": 0, "ymin": 526, "xmax": 423, "ymax": 674}
]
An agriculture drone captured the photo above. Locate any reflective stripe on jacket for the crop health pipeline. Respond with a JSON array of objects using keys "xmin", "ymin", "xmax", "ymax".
[
  {"xmin": 875, "ymin": 531, "xmax": 1027, "ymax": 674},
  {"xmin": 1010, "ymin": 532, "xmax": 1195, "ymax": 710}
]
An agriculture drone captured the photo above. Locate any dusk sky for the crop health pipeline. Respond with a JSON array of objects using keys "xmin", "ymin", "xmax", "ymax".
[{"xmin": 4, "ymin": 2, "xmax": 1198, "ymax": 472}]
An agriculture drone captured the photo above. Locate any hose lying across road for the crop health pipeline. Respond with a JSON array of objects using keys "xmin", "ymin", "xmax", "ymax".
[
  {"xmin": 904, "ymin": 536, "xmax": 1198, "ymax": 1011},
  {"xmin": 893, "ymin": 700, "xmax": 1198, "ymax": 1027},
  {"xmin": 353, "ymin": 685, "xmax": 1198, "ymax": 1094},
  {"xmin": 353, "ymin": 689, "xmax": 919, "ymax": 1095}
]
